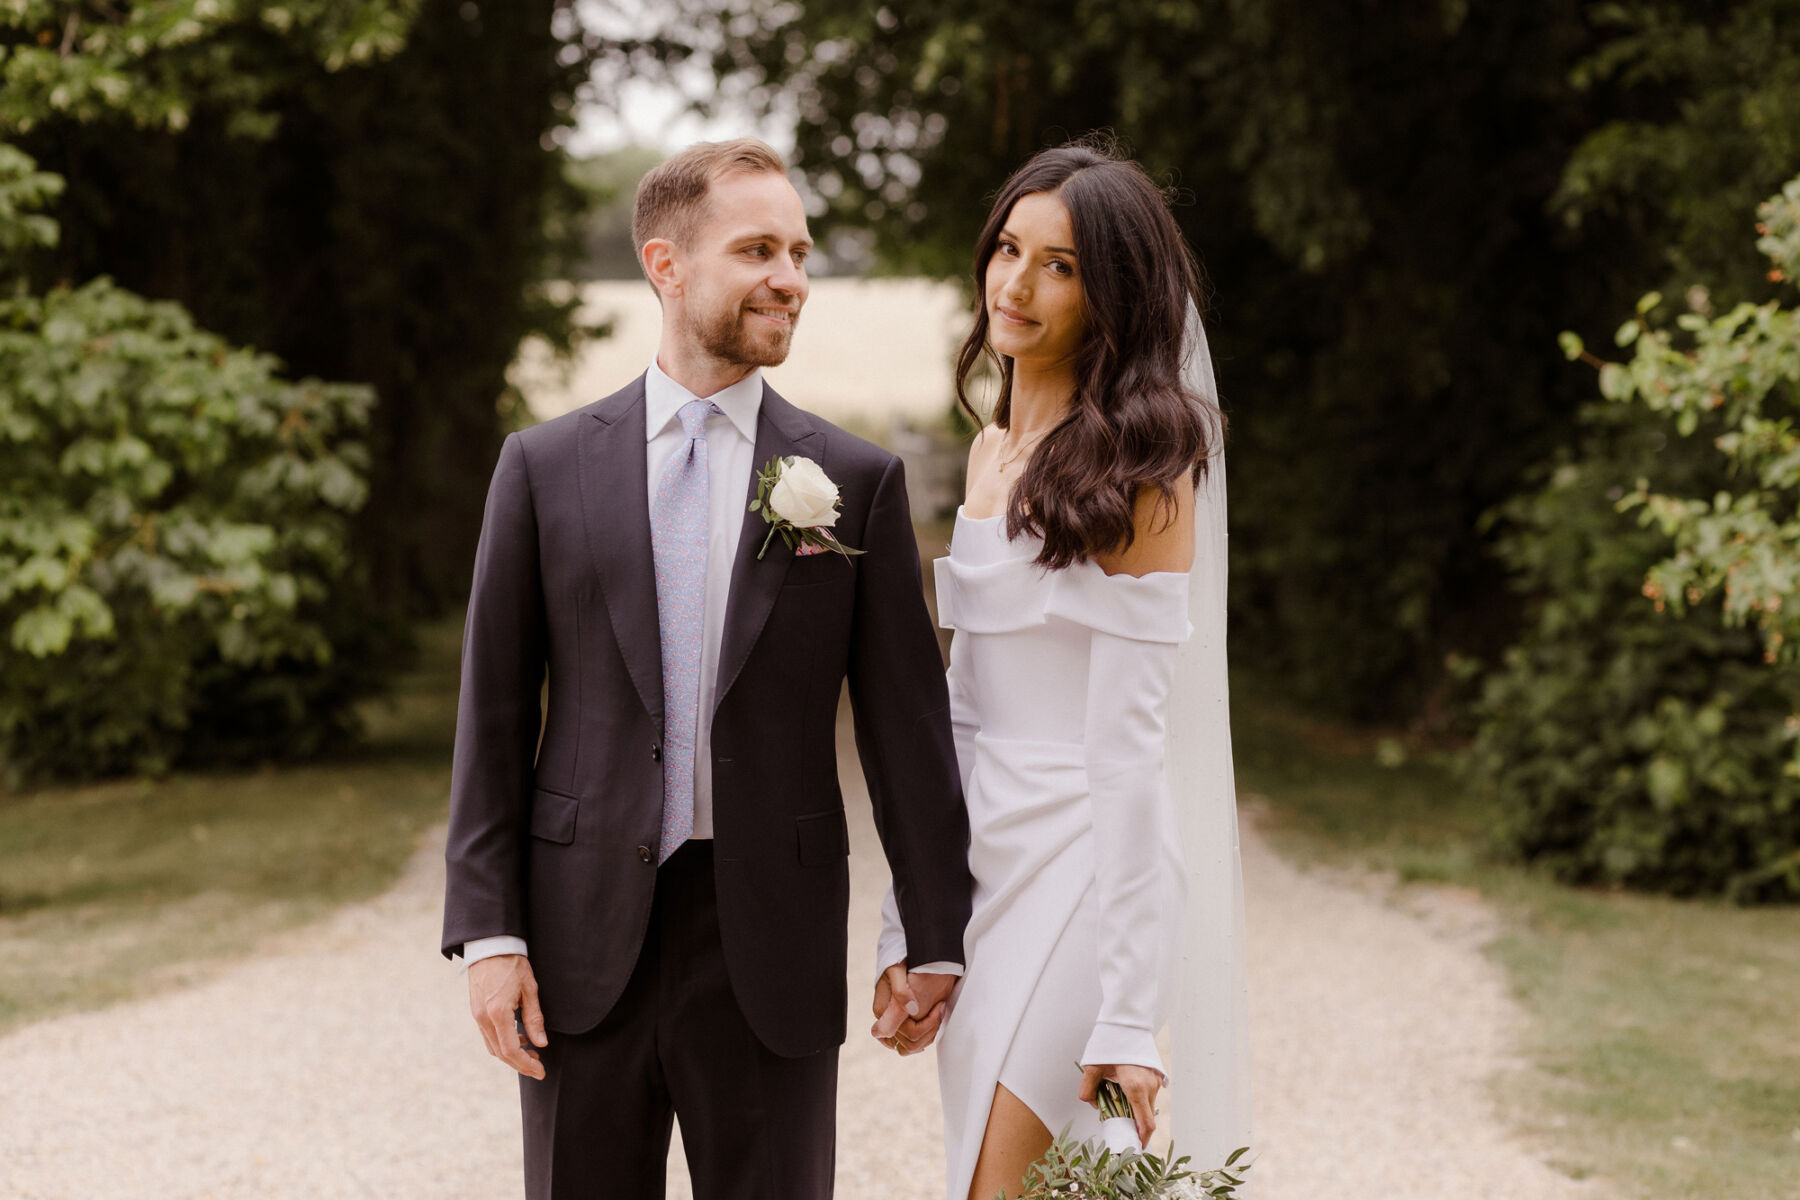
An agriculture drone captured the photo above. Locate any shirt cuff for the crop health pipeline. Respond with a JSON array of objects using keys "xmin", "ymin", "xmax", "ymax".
[
  {"xmin": 461, "ymin": 935, "xmax": 529, "ymax": 968},
  {"xmin": 908, "ymin": 961, "xmax": 964, "ymax": 977}
]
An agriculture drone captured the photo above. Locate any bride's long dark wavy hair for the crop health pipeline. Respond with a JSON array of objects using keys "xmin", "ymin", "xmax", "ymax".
[{"xmin": 954, "ymin": 138, "xmax": 1223, "ymax": 570}]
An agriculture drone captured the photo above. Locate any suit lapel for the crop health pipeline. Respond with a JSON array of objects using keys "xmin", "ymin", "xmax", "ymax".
[
  {"xmin": 579, "ymin": 375, "xmax": 664, "ymax": 725},
  {"xmin": 714, "ymin": 383, "xmax": 823, "ymax": 711}
]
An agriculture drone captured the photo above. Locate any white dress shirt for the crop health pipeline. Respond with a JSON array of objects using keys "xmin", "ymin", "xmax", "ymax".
[{"xmin": 465, "ymin": 361, "xmax": 957, "ymax": 979}]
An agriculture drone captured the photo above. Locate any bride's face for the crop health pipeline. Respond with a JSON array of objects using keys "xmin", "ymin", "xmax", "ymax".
[{"xmin": 984, "ymin": 191, "xmax": 1087, "ymax": 368}]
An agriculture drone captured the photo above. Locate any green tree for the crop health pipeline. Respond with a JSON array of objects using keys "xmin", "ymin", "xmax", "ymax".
[
  {"xmin": 1468, "ymin": 176, "xmax": 1800, "ymax": 902},
  {"xmin": 1554, "ymin": 0, "xmax": 1800, "ymax": 303},
  {"xmin": 7, "ymin": 0, "xmax": 597, "ymax": 614},
  {"xmin": 0, "ymin": 140, "xmax": 378, "ymax": 783}
]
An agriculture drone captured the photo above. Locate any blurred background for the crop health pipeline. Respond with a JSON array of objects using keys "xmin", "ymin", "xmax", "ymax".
[{"xmin": 1, "ymin": 3, "xmax": 1798, "ymax": 1198}]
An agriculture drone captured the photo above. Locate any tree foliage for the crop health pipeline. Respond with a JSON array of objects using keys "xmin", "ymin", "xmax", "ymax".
[
  {"xmin": 0, "ymin": 1, "xmax": 597, "ymax": 780},
  {"xmin": 0, "ymin": 8, "xmax": 407, "ymax": 783},
  {"xmin": 0, "ymin": 0, "xmax": 421, "ymax": 134},
  {"xmin": 1554, "ymin": 0, "xmax": 1800, "ymax": 301},
  {"xmin": 8, "ymin": 0, "xmax": 597, "ymax": 615},
  {"xmin": 1614, "ymin": 179, "xmax": 1800, "ymax": 663},
  {"xmin": 1467, "ymin": 176, "xmax": 1800, "ymax": 902}
]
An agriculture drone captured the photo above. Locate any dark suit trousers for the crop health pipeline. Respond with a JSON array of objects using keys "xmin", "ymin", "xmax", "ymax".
[{"xmin": 520, "ymin": 841, "xmax": 838, "ymax": 1200}]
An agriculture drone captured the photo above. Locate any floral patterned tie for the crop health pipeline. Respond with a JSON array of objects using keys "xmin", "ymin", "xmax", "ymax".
[{"xmin": 651, "ymin": 399, "xmax": 719, "ymax": 864}]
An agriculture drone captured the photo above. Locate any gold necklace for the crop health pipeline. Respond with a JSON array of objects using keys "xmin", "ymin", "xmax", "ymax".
[{"xmin": 997, "ymin": 427, "xmax": 1048, "ymax": 474}]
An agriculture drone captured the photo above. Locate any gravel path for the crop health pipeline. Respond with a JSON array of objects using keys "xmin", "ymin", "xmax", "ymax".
[{"xmin": 0, "ymin": 732, "xmax": 1599, "ymax": 1199}]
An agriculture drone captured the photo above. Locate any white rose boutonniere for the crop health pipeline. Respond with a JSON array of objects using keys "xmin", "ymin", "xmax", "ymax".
[{"xmin": 750, "ymin": 455, "xmax": 866, "ymax": 561}]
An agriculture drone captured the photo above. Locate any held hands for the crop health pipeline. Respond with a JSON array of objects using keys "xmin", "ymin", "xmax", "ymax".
[
  {"xmin": 870, "ymin": 962, "xmax": 954, "ymax": 1056},
  {"xmin": 1078, "ymin": 1063, "xmax": 1161, "ymax": 1147},
  {"xmin": 468, "ymin": 953, "xmax": 548, "ymax": 1080}
]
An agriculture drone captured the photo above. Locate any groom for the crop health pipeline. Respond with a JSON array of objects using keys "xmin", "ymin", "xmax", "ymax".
[{"xmin": 441, "ymin": 138, "xmax": 973, "ymax": 1199}]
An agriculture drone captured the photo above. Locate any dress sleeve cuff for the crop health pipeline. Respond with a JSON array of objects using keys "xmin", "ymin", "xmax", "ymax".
[
  {"xmin": 908, "ymin": 961, "xmax": 965, "ymax": 976},
  {"xmin": 1079, "ymin": 1021, "xmax": 1168, "ymax": 1084}
]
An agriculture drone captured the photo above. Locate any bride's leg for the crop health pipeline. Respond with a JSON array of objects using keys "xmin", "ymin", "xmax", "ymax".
[{"xmin": 965, "ymin": 1083, "xmax": 1053, "ymax": 1200}]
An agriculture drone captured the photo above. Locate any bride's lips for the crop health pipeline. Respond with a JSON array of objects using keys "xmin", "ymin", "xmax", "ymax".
[{"xmin": 994, "ymin": 304, "xmax": 1035, "ymax": 327}]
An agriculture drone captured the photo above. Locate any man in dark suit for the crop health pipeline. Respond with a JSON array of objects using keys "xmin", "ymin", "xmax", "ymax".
[{"xmin": 441, "ymin": 138, "xmax": 973, "ymax": 1199}]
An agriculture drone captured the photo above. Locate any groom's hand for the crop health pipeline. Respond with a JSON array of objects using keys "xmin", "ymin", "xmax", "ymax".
[
  {"xmin": 871, "ymin": 964, "xmax": 954, "ymax": 1055},
  {"xmin": 469, "ymin": 954, "xmax": 547, "ymax": 1080}
]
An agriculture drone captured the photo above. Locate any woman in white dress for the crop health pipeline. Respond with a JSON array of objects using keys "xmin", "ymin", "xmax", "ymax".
[{"xmin": 872, "ymin": 140, "xmax": 1249, "ymax": 1200}]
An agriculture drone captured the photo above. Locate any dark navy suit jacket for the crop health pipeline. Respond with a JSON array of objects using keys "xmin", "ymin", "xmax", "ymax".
[{"xmin": 441, "ymin": 375, "xmax": 973, "ymax": 1057}]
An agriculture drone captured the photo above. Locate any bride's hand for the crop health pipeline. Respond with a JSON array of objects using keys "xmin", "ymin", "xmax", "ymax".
[
  {"xmin": 1078, "ymin": 1063, "xmax": 1161, "ymax": 1146},
  {"xmin": 871, "ymin": 963, "xmax": 949, "ymax": 1055}
]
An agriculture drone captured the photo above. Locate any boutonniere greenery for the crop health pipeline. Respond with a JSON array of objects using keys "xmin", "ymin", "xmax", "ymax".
[{"xmin": 750, "ymin": 455, "xmax": 866, "ymax": 561}]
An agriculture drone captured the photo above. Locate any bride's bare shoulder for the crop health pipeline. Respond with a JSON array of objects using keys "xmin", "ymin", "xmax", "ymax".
[{"xmin": 1097, "ymin": 483, "xmax": 1196, "ymax": 578}]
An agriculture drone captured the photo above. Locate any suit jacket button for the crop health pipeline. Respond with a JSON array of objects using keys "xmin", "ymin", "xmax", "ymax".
[
  {"xmin": 650, "ymin": 743, "xmax": 662, "ymax": 761},
  {"xmin": 637, "ymin": 845, "xmax": 653, "ymax": 863}
]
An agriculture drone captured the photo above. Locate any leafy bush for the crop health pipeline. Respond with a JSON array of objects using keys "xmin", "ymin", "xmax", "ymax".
[
  {"xmin": 1466, "ymin": 178, "xmax": 1800, "ymax": 902},
  {"xmin": 0, "ymin": 275, "xmax": 378, "ymax": 784}
]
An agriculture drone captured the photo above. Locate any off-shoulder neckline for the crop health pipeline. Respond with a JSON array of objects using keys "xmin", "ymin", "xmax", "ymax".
[{"xmin": 951, "ymin": 506, "xmax": 1192, "ymax": 582}]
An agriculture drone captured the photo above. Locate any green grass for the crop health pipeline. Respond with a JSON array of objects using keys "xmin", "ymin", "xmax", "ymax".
[
  {"xmin": 0, "ymin": 620, "xmax": 463, "ymax": 1035},
  {"xmin": 1232, "ymin": 671, "xmax": 1800, "ymax": 1200}
]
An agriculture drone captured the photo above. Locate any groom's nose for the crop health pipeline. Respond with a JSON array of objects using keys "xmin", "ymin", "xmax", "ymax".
[{"xmin": 765, "ymin": 253, "xmax": 806, "ymax": 300}]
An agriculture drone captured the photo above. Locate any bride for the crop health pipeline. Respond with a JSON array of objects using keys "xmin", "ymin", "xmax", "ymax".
[{"xmin": 872, "ymin": 138, "xmax": 1251, "ymax": 1199}]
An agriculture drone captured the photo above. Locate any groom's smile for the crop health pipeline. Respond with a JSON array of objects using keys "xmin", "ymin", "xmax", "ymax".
[{"xmin": 746, "ymin": 301, "xmax": 798, "ymax": 328}]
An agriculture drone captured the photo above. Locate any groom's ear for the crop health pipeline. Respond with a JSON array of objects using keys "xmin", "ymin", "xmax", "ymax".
[{"xmin": 641, "ymin": 237, "xmax": 682, "ymax": 301}]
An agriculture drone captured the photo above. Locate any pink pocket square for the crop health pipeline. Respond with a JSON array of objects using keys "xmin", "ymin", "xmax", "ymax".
[{"xmin": 795, "ymin": 540, "xmax": 830, "ymax": 556}]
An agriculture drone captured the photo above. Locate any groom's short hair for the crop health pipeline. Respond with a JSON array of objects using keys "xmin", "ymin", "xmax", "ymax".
[{"xmin": 633, "ymin": 138, "xmax": 788, "ymax": 262}]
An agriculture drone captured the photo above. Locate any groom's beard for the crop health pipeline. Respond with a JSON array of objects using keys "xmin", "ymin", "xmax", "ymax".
[{"xmin": 689, "ymin": 293, "xmax": 800, "ymax": 368}]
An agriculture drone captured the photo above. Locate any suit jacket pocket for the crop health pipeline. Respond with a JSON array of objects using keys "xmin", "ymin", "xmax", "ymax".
[
  {"xmin": 530, "ymin": 787, "xmax": 578, "ymax": 844},
  {"xmin": 795, "ymin": 809, "xmax": 849, "ymax": 867}
]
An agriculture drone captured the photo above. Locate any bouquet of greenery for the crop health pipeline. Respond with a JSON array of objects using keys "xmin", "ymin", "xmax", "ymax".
[{"xmin": 1000, "ymin": 1080, "xmax": 1251, "ymax": 1200}]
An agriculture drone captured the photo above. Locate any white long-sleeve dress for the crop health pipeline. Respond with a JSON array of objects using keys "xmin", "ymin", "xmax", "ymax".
[{"xmin": 879, "ymin": 505, "xmax": 1191, "ymax": 1200}]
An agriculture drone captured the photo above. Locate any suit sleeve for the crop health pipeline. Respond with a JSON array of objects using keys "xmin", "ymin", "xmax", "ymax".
[
  {"xmin": 876, "ymin": 627, "xmax": 979, "ymax": 975},
  {"xmin": 848, "ymin": 456, "xmax": 974, "ymax": 971},
  {"xmin": 441, "ymin": 433, "xmax": 548, "ymax": 959}
]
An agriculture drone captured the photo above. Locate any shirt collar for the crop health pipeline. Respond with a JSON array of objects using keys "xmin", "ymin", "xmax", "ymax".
[{"xmin": 644, "ymin": 359, "xmax": 763, "ymax": 445}]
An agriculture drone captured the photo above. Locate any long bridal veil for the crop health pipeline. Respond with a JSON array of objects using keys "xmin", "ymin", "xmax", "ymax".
[{"xmin": 1167, "ymin": 301, "xmax": 1253, "ymax": 1168}]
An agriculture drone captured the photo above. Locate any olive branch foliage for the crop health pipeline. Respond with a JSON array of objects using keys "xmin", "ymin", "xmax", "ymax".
[{"xmin": 996, "ymin": 1079, "xmax": 1251, "ymax": 1200}]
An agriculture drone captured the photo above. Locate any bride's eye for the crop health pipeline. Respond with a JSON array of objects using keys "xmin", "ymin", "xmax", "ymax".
[{"xmin": 997, "ymin": 240, "xmax": 1018, "ymax": 257}]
